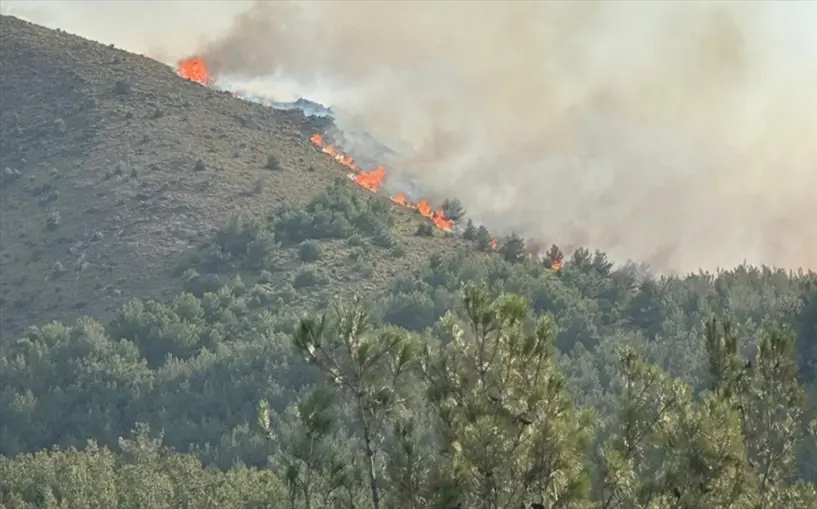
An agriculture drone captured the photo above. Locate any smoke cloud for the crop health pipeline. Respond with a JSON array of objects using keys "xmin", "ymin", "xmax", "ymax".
[{"xmin": 5, "ymin": 1, "xmax": 817, "ymax": 272}]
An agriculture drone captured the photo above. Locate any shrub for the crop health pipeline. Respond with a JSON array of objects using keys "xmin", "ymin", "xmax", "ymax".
[
  {"xmin": 372, "ymin": 229, "xmax": 397, "ymax": 249},
  {"xmin": 182, "ymin": 268, "xmax": 224, "ymax": 296},
  {"xmin": 383, "ymin": 291, "xmax": 438, "ymax": 331},
  {"xmin": 274, "ymin": 180, "xmax": 394, "ymax": 244},
  {"xmin": 416, "ymin": 223, "xmax": 434, "ymax": 237},
  {"xmin": 274, "ymin": 206, "xmax": 352, "ymax": 244},
  {"xmin": 246, "ymin": 231, "xmax": 277, "ymax": 269},
  {"xmin": 197, "ymin": 244, "xmax": 233, "ymax": 274},
  {"xmin": 114, "ymin": 78, "xmax": 131, "ymax": 95},
  {"xmin": 258, "ymin": 270, "xmax": 275, "ymax": 284},
  {"xmin": 298, "ymin": 240, "xmax": 323, "ymax": 262},
  {"xmin": 214, "ymin": 214, "xmax": 263, "ymax": 257},
  {"xmin": 292, "ymin": 267, "xmax": 327, "ymax": 289},
  {"xmin": 347, "ymin": 234, "xmax": 365, "ymax": 247},
  {"xmin": 265, "ymin": 154, "xmax": 281, "ymax": 171}
]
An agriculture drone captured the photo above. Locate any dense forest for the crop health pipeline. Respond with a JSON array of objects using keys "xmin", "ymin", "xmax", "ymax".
[{"xmin": 1, "ymin": 179, "xmax": 816, "ymax": 508}]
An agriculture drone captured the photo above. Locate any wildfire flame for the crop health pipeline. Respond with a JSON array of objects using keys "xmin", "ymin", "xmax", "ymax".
[
  {"xmin": 177, "ymin": 56, "xmax": 212, "ymax": 86},
  {"xmin": 174, "ymin": 55, "xmax": 454, "ymax": 232},
  {"xmin": 309, "ymin": 134, "xmax": 454, "ymax": 231},
  {"xmin": 173, "ymin": 54, "xmax": 562, "ymax": 264}
]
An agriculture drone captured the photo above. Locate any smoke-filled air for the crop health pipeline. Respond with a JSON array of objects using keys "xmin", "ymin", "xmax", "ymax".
[{"xmin": 5, "ymin": 0, "xmax": 817, "ymax": 273}]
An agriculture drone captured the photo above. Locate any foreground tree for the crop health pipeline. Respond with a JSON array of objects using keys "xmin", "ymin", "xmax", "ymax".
[
  {"xmin": 292, "ymin": 297, "xmax": 418, "ymax": 509},
  {"xmin": 423, "ymin": 283, "xmax": 593, "ymax": 509},
  {"xmin": 258, "ymin": 390, "xmax": 363, "ymax": 509},
  {"xmin": 596, "ymin": 345, "xmax": 753, "ymax": 509},
  {"xmin": 596, "ymin": 319, "xmax": 817, "ymax": 509},
  {"xmin": 705, "ymin": 319, "xmax": 817, "ymax": 509}
]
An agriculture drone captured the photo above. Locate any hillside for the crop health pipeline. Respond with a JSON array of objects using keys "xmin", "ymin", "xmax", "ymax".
[
  {"xmin": 0, "ymin": 15, "xmax": 467, "ymax": 344},
  {"xmin": 1, "ymin": 14, "xmax": 817, "ymax": 509}
]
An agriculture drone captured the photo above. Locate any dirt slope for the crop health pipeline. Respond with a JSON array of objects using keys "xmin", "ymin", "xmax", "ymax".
[{"xmin": 0, "ymin": 15, "xmax": 472, "ymax": 344}]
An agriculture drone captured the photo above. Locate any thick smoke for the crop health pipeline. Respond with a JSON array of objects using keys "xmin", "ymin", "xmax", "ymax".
[{"xmin": 5, "ymin": 1, "xmax": 817, "ymax": 272}]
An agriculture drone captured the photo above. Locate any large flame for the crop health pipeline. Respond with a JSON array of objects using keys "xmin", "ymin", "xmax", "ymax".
[
  {"xmin": 309, "ymin": 134, "xmax": 454, "ymax": 232},
  {"xmin": 171, "ymin": 55, "xmax": 561, "ymax": 257},
  {"xmin": 177, "ymin": 56, "xmax": 212, "ymax": 86}
]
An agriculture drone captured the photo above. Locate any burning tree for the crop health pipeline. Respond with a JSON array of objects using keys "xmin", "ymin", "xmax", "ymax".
[{"xmin": 543, "ymin": 244, "xmax": 565, "ymax": 271}]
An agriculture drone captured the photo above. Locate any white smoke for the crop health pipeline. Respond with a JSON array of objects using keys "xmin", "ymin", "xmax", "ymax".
[{"xmin": 4, "ymin": 1, "xmax": 817, "ymax": 272}]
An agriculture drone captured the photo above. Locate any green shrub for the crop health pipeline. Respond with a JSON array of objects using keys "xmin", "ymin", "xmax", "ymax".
[
  {"xmin": 416, "ymin": 223, "xmax": 434, "ymax": 237},
  {"xmin": 383, "ymin": 291, "xmax": 439, "ymax": 331},
  {"xmin": 182, "ymin": 268, "xmax": 225, "ymax": 296},
  {"xmin": 214, "ymin": 214, "xmax": 263, "ymax": 257},
  {"xmin": 347, "ymin": 234, "xmax": 365, "ymax": 247},
  {"xmin": 372, "ymin": 228, "xmax": 397, "ymax": 249},
  {"xmin": 273, "ymin": 180, "xmax": 394, "ymax": 244},
  {"xmin": 258, "ymin": 270, "xmax": 275, "ymax": 284},
  {"xmin": 197, "ymin": 244, "xmax": 233, "ymax": 274},
  {"xmin": 265, "ymin": 154, "xmax": 281, "ymax": 171},
  {"xmin": 298, "ymin": 240, "xmax": 323, "ymax": 262},
  {"xmin": 246, "ymin": 230, "xmax": 277, "ymax": 269},
  {"xmin": 292, "ymin": 268, "xmax": 327, "ymax": 289}
]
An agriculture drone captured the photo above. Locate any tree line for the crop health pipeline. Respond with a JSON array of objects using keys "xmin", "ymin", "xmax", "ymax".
[{"xmin": 2, "ymin": 282, "xmax": 815, "ymax": 508}]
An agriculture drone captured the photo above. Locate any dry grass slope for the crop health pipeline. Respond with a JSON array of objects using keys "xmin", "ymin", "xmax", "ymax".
[{"xmin": 0, "ymin": 15, "xmax": 469, "ymax": 344}]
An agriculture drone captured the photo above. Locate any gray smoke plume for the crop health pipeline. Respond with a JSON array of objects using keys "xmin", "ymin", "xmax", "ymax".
[{"xmin": 5, "ymin": 1, "xmax": 817, "ymax": 272}]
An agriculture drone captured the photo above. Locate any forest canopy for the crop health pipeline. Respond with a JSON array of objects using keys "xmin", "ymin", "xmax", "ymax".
[{"xmin": 2, "ymin": 182, "xmax": 816, "ymax": 508}]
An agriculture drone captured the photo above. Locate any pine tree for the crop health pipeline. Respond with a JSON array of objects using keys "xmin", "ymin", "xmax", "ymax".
[
  {"xmin": 424, "ymin": 282, "xmax": 593, "ymax": 509},
  {"xmin": 292, "ymin": 296, "xmax": 418, "ymax": 509},
  {"xmin": 705, "ymin": 319, "xmax": 817, "ymax": 509}
]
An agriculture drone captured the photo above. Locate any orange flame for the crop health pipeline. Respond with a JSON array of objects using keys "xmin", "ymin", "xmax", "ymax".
[
  {"xmin": 176, "ymin": 56, "xmax": 211, "ymax": 86},
  {"xmin": 311, "ymin": 134, "xmax": 453, "ymax": 231},
  {"xmin": 174, "ymin": 54, "xmax": 567, "ymax": 259},
  {"xmin": 174, "ymin": 55, "xmax": 455, "ymax": 233}
]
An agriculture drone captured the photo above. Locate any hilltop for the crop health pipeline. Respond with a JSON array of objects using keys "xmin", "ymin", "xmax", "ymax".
[{"xmin": 0, "ymin": 14, "xmax": 469, "ymax": 344}]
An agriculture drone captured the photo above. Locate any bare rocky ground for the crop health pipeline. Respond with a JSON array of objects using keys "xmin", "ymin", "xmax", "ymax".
[{"xmin": 0, "ymin": 15, "xmax": 470, "ymax": 344}]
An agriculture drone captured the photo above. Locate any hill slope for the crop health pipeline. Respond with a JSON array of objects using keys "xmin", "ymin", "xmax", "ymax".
[{"xmin": 0, "ymin": 14, "xmax": 469, "ymax": 343}]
